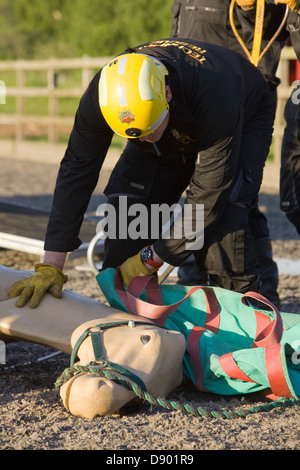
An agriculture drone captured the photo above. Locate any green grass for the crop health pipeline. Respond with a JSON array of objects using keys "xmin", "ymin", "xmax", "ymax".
[
  {"xmin": 57, "ymin": 97, "xmax": 80, "ymax": 116},
  {"xmin": 24, "ymin": 96, "xmax": 49, "ymax": 115},
  {"xmin": 24, "ymin": 130, "xmax": 124, "ymax": 148},
  {"xmin": 1, "ymin": 96, "xmax": 15, "ymax": 112},
  {"xmin": 266, "ymin": 140, "xmax": 274, "ymax": 163},
  {"xmin": 0, "ymin": 70, "xmax": 16, "ymax": 86},
  {"xmin": 111, "ymin": 134, "xmax": 124, "ymax": 149}
]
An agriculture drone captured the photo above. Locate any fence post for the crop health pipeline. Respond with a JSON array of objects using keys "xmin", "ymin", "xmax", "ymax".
[
  {"xmin": 48, "ymin": 67, "xmax": 58, "ymax": 144},
  {"xmin": 81, "ymin": 55, "xmax": 94, "ymax": 90},
  {"xmin": 0, "ymin": 79, "xmax": 6, "ymax": 104}
]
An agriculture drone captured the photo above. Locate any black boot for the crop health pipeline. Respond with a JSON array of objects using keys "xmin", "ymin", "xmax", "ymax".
[
  {"xmin": 177, "ymin": 255, "xmax": 209, "ymax": 286},
  {"xmin": 254, "ymin": 237, "xmax": 280, "ymax": 309}
]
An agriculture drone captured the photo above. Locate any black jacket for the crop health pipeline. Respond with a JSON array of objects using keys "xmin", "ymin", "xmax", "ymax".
[
  {"xmin": 287, "ymin": 9, "xmax": 300, "ymax": 60},
  {"xmin": 171, "ymin": 0, "xmax": 288, "ymax": 88},
  {"xmin": 45, "ymin": 39, "xmax": 269, "ymax": 254}
]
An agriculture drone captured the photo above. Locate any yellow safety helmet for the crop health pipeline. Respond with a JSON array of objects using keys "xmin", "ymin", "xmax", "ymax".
[{"xmin": 99, "ymin": 53, "xmax": 169, "ymax": 138}]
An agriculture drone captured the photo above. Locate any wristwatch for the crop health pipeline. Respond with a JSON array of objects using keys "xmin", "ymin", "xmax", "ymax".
[{"xmin": 141, "ymin": 246, "xmax": 163, "ymax": 268}]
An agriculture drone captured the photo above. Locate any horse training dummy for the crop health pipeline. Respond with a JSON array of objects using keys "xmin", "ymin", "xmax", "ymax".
[
  {"xmin": 2, "ymin": 264, "xmax": 300, "ymax": 419},
  {"xmin": 0, "ymin": 265, "xmax": 185, "ymax": 418}
]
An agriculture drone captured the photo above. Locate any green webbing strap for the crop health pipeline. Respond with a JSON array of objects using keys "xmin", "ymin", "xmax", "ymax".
[
  {"xmin": 71, "ymin": 321, "xmax": 132, "ymax": 366},
  {"xmin": 69, "ymin": 320, "xmax": 157, "ymax": 393},
  {"xmin": 90, "ymin": 330, "xmax": 104, "ymax": 362}
]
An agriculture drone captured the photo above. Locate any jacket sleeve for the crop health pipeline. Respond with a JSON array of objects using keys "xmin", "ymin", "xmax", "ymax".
[
  {"xmin": 44, "ymin": 71, "xmax": 114, "ymax": 252},
  {"xmin": 154, "ymin": 130, "xmax": 241, "ymax": 266}
]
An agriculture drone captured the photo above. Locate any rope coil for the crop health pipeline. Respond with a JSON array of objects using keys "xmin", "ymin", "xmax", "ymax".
[{"xmin": 55, "ymin": 364, "xmax": 299, "ymax": 420}]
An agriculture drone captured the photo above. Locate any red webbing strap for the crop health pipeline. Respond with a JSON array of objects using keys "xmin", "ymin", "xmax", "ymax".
[
  {"xmin": 187, "ymin": 326, "xmax": 208, "ymax": 391},
  {"xmin": 114, "ymin": 270, "xmax": 166, "ymax": 326},
  {"xmin": 254, "ymin": 309, "xmax": 272, "ymax": 344},
  {"xmin": 241, "ymin": 291, "xmax": 283, "ymax": 348},
  {"xmin": 218, "ymin": 352, "xmax": 256, "ymax": 384},
  {"xmin": 126, "ymin": 277, "xmax": 202, "ymax": 320},
  {"xmin": 265, "ymin": 344, "xmax": 293, "ymax": 399},
  {"xmin": 114, "ymin": 268, "xmax": 134, "ymax": 311},
  {"xmin": 218, "ymin": 292, "xmax": 286, "ymax": 396},
  {"xmin": 202, "ymin": 287, "xmax": 220, "ymax": 334},
  {"xmin": 218, "ymin": 344, "xmax": 293, "ymax": 399},
  {"xmin": 188, "ymin": 288, "xmax": 220, "ymax": 390},
  {"xmin": 114, "ymin": 270, "xmax": 220, "ymax": 329},
  {"xmin": 218, "ymin": 349, "xmax": 292, "ymax": 399}
]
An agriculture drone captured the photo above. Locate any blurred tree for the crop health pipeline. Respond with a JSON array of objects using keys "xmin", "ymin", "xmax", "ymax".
[
  {"xmin": 0, "ymin": 0, "xmax": 26, "ymax": 59},
  {"xmin": 62, "ymin": 0, "xmax": 174, "ymax": 56},
  {"xmin": 13, "ymin": 0, "xmax": 70, "ymax": 58},
  {"xmin": 0, "ymin": 0, "xmax": 173, "ymax": 60}
]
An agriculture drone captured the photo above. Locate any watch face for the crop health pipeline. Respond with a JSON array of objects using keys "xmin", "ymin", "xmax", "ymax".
[{"xmin": 141, "ymin": 247, "xmax": 152, "ymax": 261}]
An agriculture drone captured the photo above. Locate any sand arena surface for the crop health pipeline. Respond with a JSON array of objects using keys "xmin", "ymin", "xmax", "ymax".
[{"xmin": 0, "ymin": 155, "xmax": 300, "ymax": 450}]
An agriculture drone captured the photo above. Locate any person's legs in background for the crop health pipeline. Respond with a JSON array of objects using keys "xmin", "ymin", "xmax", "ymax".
[{"xmin": 280, "ymin": 96, "xmax": 300, "ymax": 235}]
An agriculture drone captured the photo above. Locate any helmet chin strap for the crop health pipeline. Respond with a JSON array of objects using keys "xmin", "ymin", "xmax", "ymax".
[{"xmin": 152, "ymin": 142, "xmax": 162, "ymax": 157}]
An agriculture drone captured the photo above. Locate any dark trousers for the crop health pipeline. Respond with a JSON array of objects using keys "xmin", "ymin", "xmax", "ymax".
[
  {"xmin": 280, "ymin": 95, "xmax": 300, "ymax": 235},
  {"xmin": 102, "ymin": 143, "xmax": 196, "ymax": 268}
]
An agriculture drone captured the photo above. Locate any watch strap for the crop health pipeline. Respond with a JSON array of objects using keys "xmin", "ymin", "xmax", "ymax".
[
  {"xmin": 145, "ymin": 258, "xmax": 163, "ymax": 268},
  {"xmin": 141, "ymin": 246, "xmax": 163, "ymax": 269}
]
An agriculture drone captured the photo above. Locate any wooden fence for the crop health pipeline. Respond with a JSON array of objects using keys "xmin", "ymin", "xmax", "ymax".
[
  {"xmin": 0, "ymin": 56, "xmax": 110, "ymax": 144},
  {"xmin": 0, "ymin": 49, "xmax": 298, "ymax": 166}
]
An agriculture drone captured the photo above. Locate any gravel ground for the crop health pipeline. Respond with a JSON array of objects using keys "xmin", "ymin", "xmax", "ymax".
[{"xmin": 0, "ymin": 155, "xmax": 300, "ymax": 452}]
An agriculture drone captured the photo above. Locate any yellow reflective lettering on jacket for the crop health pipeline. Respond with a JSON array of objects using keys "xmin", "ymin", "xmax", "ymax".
[{"xmin": 137, "ymin": 40, "xmax": 207, "ymax": 65}]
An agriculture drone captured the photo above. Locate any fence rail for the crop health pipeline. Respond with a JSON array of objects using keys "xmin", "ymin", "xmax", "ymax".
[
  {"xmin": 0, "ymin": 49, "xmax": 298, "ymax": 165},
  {"xmin": 0, "ymin": 56, "xmax": 110, "ymax": 144}
]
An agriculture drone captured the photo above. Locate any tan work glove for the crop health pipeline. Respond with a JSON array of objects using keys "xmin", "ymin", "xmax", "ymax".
[
  {"xmin": 236, "ymin": 0, "xmax": 256, "ymax": 10},
  {"xmin": 7, "ymin": 263, "xmax": 68, "ymax": 308},
  {"xmin": 119, "ymin": 250, "xmax": 159, "ymax": 287},
  {"xmin": 274, "ymin": 0, "xmax": 300, "ymax": 11}
]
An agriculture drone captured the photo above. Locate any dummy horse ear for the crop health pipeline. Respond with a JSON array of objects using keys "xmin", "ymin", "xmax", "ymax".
[{"xmin": 141, "ymin": 335, "xmax": 151, "ymax": 344}]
